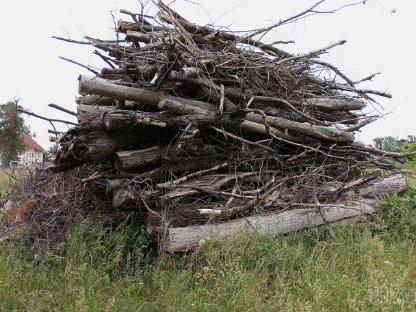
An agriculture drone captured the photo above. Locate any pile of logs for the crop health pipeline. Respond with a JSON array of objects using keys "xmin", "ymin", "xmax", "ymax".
[{"xmin": 47, "ymin": 1, "xmax": 412, "ymax": 251}]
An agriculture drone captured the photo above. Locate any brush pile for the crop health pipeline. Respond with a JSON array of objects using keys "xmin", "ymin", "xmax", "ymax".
[{"xmin": 46, "ymin": 1, "xmax": 411, "ymax": 251}]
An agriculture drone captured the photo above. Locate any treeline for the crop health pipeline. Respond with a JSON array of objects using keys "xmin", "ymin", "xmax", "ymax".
[{"xmin": 373, "ymin": 135, "xmax": 416, "ymax": 163}]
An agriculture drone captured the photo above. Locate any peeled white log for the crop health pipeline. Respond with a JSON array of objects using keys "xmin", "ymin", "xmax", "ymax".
[{"xmin": 166, "ymin": 200, "xmax": 376, "ymax": 252}]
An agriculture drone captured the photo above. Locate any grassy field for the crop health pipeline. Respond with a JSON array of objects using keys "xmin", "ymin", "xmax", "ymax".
[
  {"xmin": 0, "ymin": 176, "xmax": 416, "ymax": 311},
  {"xmin": 0, "ymin": 169, "xmax": 13, "ymax": 196},
  {"xmin": 0, "ymin": 168, "xmax": 29, "ymax": 196}
]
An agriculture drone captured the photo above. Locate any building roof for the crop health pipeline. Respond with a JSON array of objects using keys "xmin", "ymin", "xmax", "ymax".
[{"xmin": 21, "ymin": 133, "xmax": 44, "ymax": 152}]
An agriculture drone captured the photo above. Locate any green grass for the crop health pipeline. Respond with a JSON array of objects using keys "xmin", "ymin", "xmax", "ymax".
[
  {"xmin": 1, "ymin": 191, "xmax": 416, "ymax": 312},
  {"xmin": 0, "ymin": 168, "xmax": 28, "ymax": 196},
  {"xmin": 0, "ymin": 169, "xmax": 13, "ymax": 196},
  {"xmin": 1, "ymin": 188, "xmax": 416, "ymax": 311}
]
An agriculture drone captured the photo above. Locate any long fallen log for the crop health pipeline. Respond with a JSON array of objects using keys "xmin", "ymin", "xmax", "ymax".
[
  {"xmin": 162, "ymin": 174, "xmax": 406, "ymax": 251},
  {"xmin": 165, "ymin": 200, "xmax": 376, "ymax": 252}
]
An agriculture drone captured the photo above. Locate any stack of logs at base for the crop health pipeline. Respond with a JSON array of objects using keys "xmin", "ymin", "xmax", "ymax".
[{"xmin": 52, "ymin": 2, "xmax": 409, "ymax": 251}]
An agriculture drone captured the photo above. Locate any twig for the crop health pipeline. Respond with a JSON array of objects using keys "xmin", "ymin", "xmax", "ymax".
[
  {"xmin": 157, "ymin": 163, "xmax": 229, "ymax": 188},
  {"xmin": 18, "ymin": 108, "xmax": 77, "ymax": 127},
  {"xmin": 276, "ymin": 40, "xmax": 347, "ymax": 65},
  {"xmin": 48, "ymin": 103, "xmax": 77, "ymax": 116},
  {"xmin": 210, "ymin": 126, "xmax": 275, "ymax": 153},
  {"xmin": 52, "ymin": 36, "xmax": 90, "ymax": 45},
  {"xmin": 59, "ymin": 57, "xmax": 101, "ymax": 76}
]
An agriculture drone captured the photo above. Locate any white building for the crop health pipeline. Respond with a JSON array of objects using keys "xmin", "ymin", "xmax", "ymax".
[{"xmin": 18, "ymin": 133, "xmax": 44, "ymax": 167}]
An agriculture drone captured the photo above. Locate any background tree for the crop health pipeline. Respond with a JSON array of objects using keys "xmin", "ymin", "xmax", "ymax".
[
  {"xmin": 373, "ymin": 136, "xmax": 401, "ymax": 152},
  {"xmin": 374, "ymin": 135, "xmax": 416, "ymax": 165},
  {"xmin": 0, "ymin": 100, "xmax": 28, "ymax": 167}
]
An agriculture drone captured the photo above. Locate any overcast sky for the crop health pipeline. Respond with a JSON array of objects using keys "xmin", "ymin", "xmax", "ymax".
[{"xmin": 0, "ymin": 0, "xmax": 414, "ymax": 150}]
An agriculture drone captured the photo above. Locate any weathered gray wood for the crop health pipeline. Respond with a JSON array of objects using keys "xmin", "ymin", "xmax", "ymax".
[
  {"xmin": 113, "ymin": 146, "xmax": 162, "ymax": 171},
  {"xmin": 79, "ymin": 75, "xmax": 217, "ymax": 113},
  {"xmin": 102, "ymin": 110, "xmax": 214, "ymax": 131},
  {"xmin": 304, "ymin": 97, "xmax": 365, "ymax": 112},
  {"xmin": 106, "ymin": 179, "xmax": 125, "ymax": 198},
  {"xmin": 76, "ymin": 95, "xmax": 115, "ymax": 106},
  {"xmin": 165, "ymin": 200, "xmax": 376, "ymax": 252},
  {"xmin": 55, "ymin": 128, "xmax": 172, "ymax": 170},
  {"xmin": 240, "ymin": 120, "xmax": 313, "ymax": 144},
  {"xmin": 245, "ymin": 113, "xmax": 355, "ymax": 143},
  {"xmin": 158, "ymin": 98, "xmax": 214, "ymax": 116},
  {"xmin": 78, "ymin": 105, "xmax": 115, "ymax": 130},
  {"xmin": 103, "ymin": 111, "xmax": 167, "ymax": 131},
  {"xmin": 359, "ymin": 174, "xmax": 406, "ymax": 197}
]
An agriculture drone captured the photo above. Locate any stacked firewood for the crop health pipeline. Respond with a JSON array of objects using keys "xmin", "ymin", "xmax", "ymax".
[{"xmin": 50, "ymin": 1, "xmax": 411, "ymax": 251}]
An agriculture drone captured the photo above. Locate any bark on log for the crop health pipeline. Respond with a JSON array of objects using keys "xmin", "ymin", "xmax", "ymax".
[
  {"xmin": 78, "ymin": 105, "xmax": 116, "ymax": 130},
  {"xmin": 117, "ymin": 20, "xmax": 165, "ymax": 33},
  {"xmin": 112, "ymin": 143, "xmax": 217, "ymax": 171},
  {"xmin": 158, "ymin": 98, "xmax": 214, "ymax": 116},
  {"xmin": 169, "ymin": 73, "xmax": 364, "ymax": 113},
  {"xmin": 113, "ymin": 146, "xmax": 162, "ymax": 171},
  {"xmin": 359, "ymin": 174, "xmax": 407, "ymax": 197},
  {"xmin": 103, "ymin": 110, "xmax": 217, "ymax": 131},
  {"xmin": 106, "ymin": 179, "xmax": 125, "ymax": 198},
  {"xmin": 245, "ymin": 113, "xmax": 355, "ymax": 143},
  {"xmin": 55, "ymin": 127, "xmax": 173, "ymax": 169},
  {"xmin": 304, "ymin": 97, "xmax": 365, "ymax": 112},
  {"xmin": 76, "ymin": 95, "xmax": 115, "ymax": 106},
  {"xmin": 239, "ymin": 120, "xmax": 314, "ymax": 144},
  {"xmin": 103, "ymin": 111, "xmax": 168, "ymax": 131},
  {"xmin": 112, "ymin": 187, "xmax": 155, "ymax": 209},
  {"xmin": 165, "ymin": 200, "xmax": 376, "ymax": 252},
  {"xmin": 79, "ymin": 75, "xmax": 217, "ymax": 113}
]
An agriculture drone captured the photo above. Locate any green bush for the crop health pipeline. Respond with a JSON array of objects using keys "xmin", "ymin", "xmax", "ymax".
[{"xmin": 375, "ymin": 185, "xmax": 416, "ymax": 239}]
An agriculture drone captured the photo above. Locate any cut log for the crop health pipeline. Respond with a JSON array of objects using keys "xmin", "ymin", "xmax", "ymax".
[
  {"xmin": 78, "ymin": 105, "xmax": 115, "ymax": 130},
  {"xmin": 158, "ymin": 98, "xmax": 214, "ymax": 116},
  {"xmin": 112, "ymin": 143, "xmax": 217, "ymax": 172},
  {"xmin": 102, "ymin": 110, "xmax": 214, "ymax": 131},
  {"xmin": 79, "ymin": 75, "xmax": 217, "ymax": 113},
  {"xmin": 168, "ymin": 73, "xmax": 364, "ymax": 113},
  {"xmin": 239, "ymin": 120, "xmax": 313, "ymax": 144},
  {"xmin": 117, "ymin": 20, "xmax": 165, "ymax": 33},
  {"xmin": 103, "ymin": 111, "xmax": 168, "ymax": 131},
  {"xmin": 113, "ymin": 146, "xmax": 162, "ymax": 171},
  {"xmin": 165, "ymin": 200, "xmax": 376, "ymax": 252},
  {"xmin": 55, "ymin": 127, "xmax": 174, "ymax": 170},
  {"xmin": 245, "ymin": 113, "xmax": 354, "ymax": 143},
  {"xmin": 106, "ymin": 179, "xmax": 125, "ymax": 198},
  {"xmin": 304, "ymin": 97, "xmax": 365, "ymax": 112},
  {"xmin": 359, "ymin": 174, "xmax": 407, "ymax": 197},
  {"xmin": 76, "ymin": 95, "xmax": 115, "ymax": 106}
]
